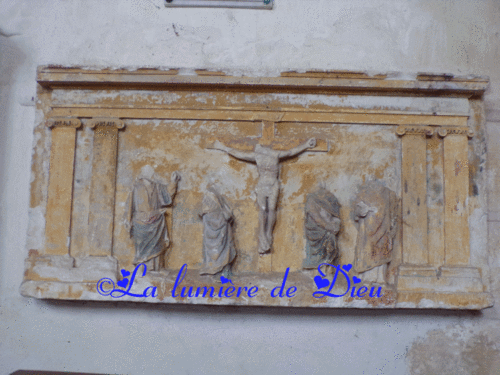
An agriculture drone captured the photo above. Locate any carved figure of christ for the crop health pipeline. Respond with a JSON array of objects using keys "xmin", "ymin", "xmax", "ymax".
[{"xmin": 211, "ymin": 136, "xmax": 317, "ymax": 254}]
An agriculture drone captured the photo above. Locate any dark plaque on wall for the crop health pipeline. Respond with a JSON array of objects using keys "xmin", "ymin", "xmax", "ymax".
[{"xmin": 164, "ymin": 0, "xmax": 273, "ymax": 9}]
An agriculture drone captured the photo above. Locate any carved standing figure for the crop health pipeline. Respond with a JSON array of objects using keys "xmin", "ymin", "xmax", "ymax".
[
  {"xmin": 302, "ymin": 188, "xmax": 341, "ymax": 269},
  {"xmin": 124, "ymin": 166, "xmax": 180, "ymax": 271},
  {"xmin": 353, "ymin": 181, "xmax": 400, "ymax": 284},
  {"xmin": 211, "ymin": 138, "xmax": 316, "ymax": 254},
  {"xmin": 199, "ymin": 188, "xmax": 236, "ymax": 277}
]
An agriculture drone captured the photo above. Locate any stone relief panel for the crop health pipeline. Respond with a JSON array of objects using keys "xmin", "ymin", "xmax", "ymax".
[{"xmin": 20, "ymin": 68, "xmax": 493, "ymax": 309}]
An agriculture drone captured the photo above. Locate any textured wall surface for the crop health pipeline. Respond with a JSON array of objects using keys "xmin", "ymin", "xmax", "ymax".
[{"xmin": 1, "ymin": 0, "xmax": 500, "ymax": 374}]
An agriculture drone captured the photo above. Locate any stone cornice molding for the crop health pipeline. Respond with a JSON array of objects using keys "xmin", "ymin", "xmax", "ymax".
[{"xmin": 37, "ymin": 67, "xmax": 489, "ymax": 97}]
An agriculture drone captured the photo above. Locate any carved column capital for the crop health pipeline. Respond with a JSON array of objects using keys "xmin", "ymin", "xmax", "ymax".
[
  {"xmin": 46, "ymin": 117, "xmax": 81, "ymax": 129},
  {"xmin": 437, "ymin": 127, "xmax": 474, "ymax": 138},
  {"xmin": 396, "ymin": 125, "xmax": 434, "ymax": 137},
  {"xmin": 88, "ymin": 118, "xmax": 125, "ymax": 130}
]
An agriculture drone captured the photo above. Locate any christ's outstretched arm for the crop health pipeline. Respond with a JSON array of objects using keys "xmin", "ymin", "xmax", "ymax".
[
  {"xmin": 210, "ymin": 140, "xmax": 256, "ymax": 162},
  {"xmin": 278, "ymin": 138, "xmax": 316, "ymax": 159}
]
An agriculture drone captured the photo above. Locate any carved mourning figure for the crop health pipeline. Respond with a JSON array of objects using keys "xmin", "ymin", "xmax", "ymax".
[
  {"xmin": 124, "ymin": 166, "xmax": 180, "ymax": 271},
  {"xmin": 211, "ymin": 138, "xmax": 316, "ymax": 254},
  {"xmin": 353, "ymin": 181, "xmax": 400, "ymax": 284},
  {"xmin": 199, "ymin": 188, "xmax": 236, "ymax": 277},
  {"xmin": 302, "ymin": 188, "xmax": 341, "ymax": 269}
]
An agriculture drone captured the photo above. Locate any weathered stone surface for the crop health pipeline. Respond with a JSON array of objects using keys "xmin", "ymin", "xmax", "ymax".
[
  {"xmin": 87, "ymin": 118, "xmax": 124, "ymax": 257},
  {"xmin": 44, "ymin": 118, "xmax": 81, "ymax": 256},
  {"xmin": 20, "ymin": 68, "xmax": 493, "ymax": 309},
  {"xmin": 353, "ymin": 181, "xmax": 400, "ymax": 284},
  {"xmin": 199, "ymin": 188, "xmax": 236, "ymax": 276},
  {"xmin": 302, "ymin": 187, "xmax": 341, "ymax": 270},
  {"xmin": 400, "ymin": 128, "xmax": 429, "ymax": 265},
  {"xmin": 3, "ymin": 2, "xmax": 500, "ymax": 373},
  {"xmin": 442, "ymin": 132, "xmax": 471, "ymax": 265}
]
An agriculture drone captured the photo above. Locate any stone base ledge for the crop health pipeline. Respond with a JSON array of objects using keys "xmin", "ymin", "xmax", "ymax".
[
  {"xmin": 396, "ymin": 265, "xmax": 484, "ymax": 293},
  {"xmin": 23, "ymin": 252, "xmax": 118, "ymax": 284},
  {"xmin": 19, "ymin": 268, "xmax": 494, "ymax": 310},
  {"xmin": 396, "ymin": 291, "xmax": 494, "ymax": 309}
]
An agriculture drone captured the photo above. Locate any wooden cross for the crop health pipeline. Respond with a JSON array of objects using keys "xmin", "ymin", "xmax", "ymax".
[{"xmin": 207, "ymin": 121, "xmax": 328, "ymax": 152}]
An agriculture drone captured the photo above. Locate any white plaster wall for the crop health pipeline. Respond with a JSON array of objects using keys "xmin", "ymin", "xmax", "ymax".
[{"xmin": 1, "ymin": 1, "xmax": 500, "ymax": 373}]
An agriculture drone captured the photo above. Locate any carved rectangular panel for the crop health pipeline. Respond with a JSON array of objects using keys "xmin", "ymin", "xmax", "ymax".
[{"xmin": 20, "ymin": 68, "xmax": 492, "ymax": 310}]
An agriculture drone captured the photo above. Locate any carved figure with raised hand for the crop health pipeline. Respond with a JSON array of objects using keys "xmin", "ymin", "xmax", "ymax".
[
  {"xmin": 124, "ymin": 165, "xmax": 181, "ymax": 271},
  {"xmin": 303, "ymin": 187, "xmax": 341, "ymax": 270},
  {"xmin": 353, "ymin": 181, "xmax": 400, "ymax": 284},
  {"xmin": 211, "ymin": 137, "xmax": 316, "ymax": 254},
  {"xmin": 199, "ymin": 187, "xmax": 236, "ymax": 278}
]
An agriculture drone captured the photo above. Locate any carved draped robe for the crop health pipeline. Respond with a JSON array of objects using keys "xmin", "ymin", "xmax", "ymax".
[
  {"xmin": 353, "ymin": 183, "xmax": 400, "ymax": 273},
  {"xmin": 126, "ymin": 178, "xmax": 172, "ymax": 264},
  {"xmin": 302, "ymin": 189, "xmax": 341, "ymax": 269},
  {"xmin": 199, "ymin": 193, "xmax": 236, "ymax": 275}
]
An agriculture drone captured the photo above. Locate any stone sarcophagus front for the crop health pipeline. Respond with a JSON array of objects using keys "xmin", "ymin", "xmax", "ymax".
[{"xmin": 21, "ymin": 67, "xmax": 493, "ymax": 309}]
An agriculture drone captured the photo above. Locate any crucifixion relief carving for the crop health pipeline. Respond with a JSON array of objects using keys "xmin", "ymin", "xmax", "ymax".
[
  {"xmin": 20, "ymin": 68, "xmax": 493, "ymax": 310},
  {"xmin": 208, "ymin": 121, "xmax": 328, "ymax": 254}
]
